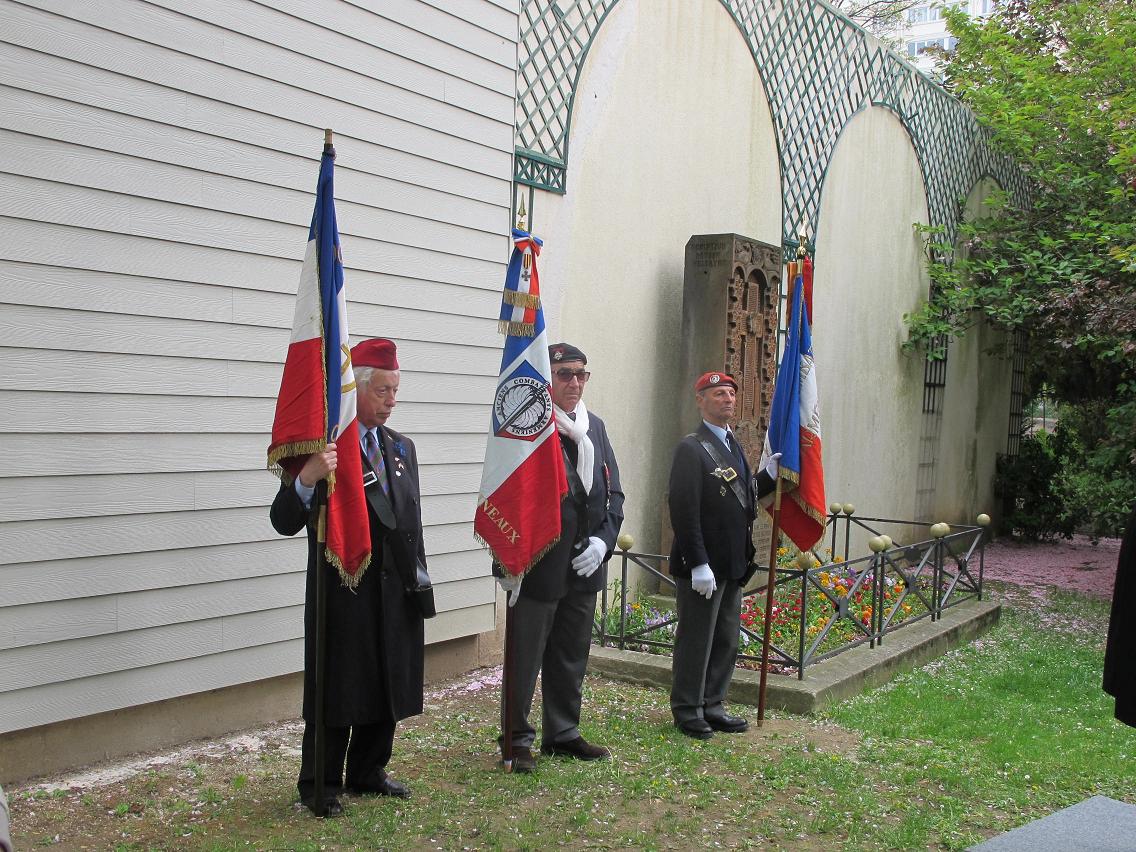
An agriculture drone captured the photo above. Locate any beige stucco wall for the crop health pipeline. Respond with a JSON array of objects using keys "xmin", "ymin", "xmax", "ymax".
[
  {"xmin": 812, "ymin": 106, "xmax": 930, "ymax": 545},
  {"xmin": 930, "ymin": 179, "xmax": 1013, "ymax": 525},
  {"xmin": 531, "ymin": 0, "xmax": 782, "ymax": 557}
]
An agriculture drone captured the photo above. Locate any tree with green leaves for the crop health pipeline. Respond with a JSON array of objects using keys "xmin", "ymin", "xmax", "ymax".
[{"xmin": 904, "ymin": 0, "xmax": 1136, "ymax": 537}]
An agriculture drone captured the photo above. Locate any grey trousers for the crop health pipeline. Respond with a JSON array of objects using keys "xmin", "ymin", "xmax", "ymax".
[
  {"xmin": 501, "ymin": 588, "xmax": 596, "ymax": 749},
  {"xmin": 671, "ymin": 575, "xmax": 743, "ymax": 724}
]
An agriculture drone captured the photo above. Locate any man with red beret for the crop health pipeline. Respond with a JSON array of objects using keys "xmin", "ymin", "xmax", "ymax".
[
  {"xmin": 270, "ymin": 337, "xmax": 426, "ymax": 815},
  {"xmin": 667, "ymin": 371, "xmax": 779, "ymax": 739},
  {"xmin": 496, "ymin": 342, "xmax": 625, "ymax": 772}
]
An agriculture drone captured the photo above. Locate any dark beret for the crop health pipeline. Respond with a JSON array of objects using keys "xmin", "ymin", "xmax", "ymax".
[{"xmin": 548, "ymin": 342, "xmax": 587, "ymax": 364}]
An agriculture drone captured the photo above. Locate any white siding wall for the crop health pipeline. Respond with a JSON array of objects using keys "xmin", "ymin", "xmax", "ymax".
[{"xmin": 0, "ymin": 0, "xmax": 517, "ymax": 734}]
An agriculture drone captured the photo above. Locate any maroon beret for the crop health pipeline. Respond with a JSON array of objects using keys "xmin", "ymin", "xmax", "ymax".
[
  {"xmin": 351, "ymin": 338, "xmax": 399, "ymax": 371},
  {"xmin": 695, "ymin": 371, "xmax": 737, "ymax": 392}
]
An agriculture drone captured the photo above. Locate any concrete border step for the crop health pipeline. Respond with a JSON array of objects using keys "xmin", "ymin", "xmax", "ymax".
[{"xmin": 589, "ymin": 597, "xmax": 1001, "ymax": 713}]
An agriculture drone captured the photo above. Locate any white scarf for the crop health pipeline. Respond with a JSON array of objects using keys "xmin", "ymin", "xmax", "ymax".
[{"xmin": 553, "ymin": 400, "xmax": 594, "ymax": 494}]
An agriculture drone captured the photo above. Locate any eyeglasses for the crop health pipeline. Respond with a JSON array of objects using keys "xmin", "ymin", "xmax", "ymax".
[{"xmin": 554, "ymin": 369, "xmax": 591, "ymax": 383}]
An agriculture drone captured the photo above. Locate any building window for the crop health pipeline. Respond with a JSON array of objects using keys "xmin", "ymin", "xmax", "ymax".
[
  {"xmin": 907, "ymin": 36, "xmax": 958, "ymax": 57},
  {"xmin": 908, "ymin": 1, "xmax": 967, "ymax": 24}
]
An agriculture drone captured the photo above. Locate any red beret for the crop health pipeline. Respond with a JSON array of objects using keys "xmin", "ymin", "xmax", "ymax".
[
  {"xmin": 351, "ymin": 338, "xmax": 399, "ymax": 371},
  {"xmin": 695, "ymin": 371, "xmax": 737, "ymax": 392}
]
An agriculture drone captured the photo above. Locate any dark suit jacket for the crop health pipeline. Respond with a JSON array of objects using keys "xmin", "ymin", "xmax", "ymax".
[
  {"xmin": 520, "ymin": 411, "xmax": 625, "ymax": 602},
  {"xmin": 270, "ymin": 424, "xmax": 425, "ymax": 726},
  {"xmin": 668, "ymin": 423, "xmax": 775, "ymax": 582}
]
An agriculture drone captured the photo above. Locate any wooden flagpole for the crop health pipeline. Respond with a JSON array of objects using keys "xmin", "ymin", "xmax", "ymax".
[
  {"xmin": 757, "ymin": 255, "xmax": 798, "ymax": 725},
  {"xmin": 310, "ymin": 127, "xmax": 335, "ymax": 815},
  {"xmin": 756, "ymin": 474, "xmax": 783, "ymax": 724},
  {"xmin": 499, "ymin": 197, "xmax": 530, "ymax": 773},
  {"xmin": 312, "ymin": 479, "xmax": 329, "ymax": 813},
  {"xmin": 757, "ymin": 239, "xmax": 808, "ymax": 725}
]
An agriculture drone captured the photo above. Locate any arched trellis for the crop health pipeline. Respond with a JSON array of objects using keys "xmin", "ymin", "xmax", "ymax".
[{"xmin": 514, "ymin": 0, "xmax": 1029, "ymax": 253}]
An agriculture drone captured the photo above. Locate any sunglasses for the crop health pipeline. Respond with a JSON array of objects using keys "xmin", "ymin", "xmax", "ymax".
[{"xmin": 554, "ymin": 369, "xmax": 591, "ymax": 383}]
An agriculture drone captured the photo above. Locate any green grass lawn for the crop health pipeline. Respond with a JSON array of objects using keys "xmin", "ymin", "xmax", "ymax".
[{"xmin": 11, "ymin": 583, "xmax": 1135, "ymax": 850}]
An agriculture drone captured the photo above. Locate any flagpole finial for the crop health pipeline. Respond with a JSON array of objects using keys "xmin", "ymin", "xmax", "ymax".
[
  {"xmin": 797, "ymin": 233, "xmax": 809, "ymax": 259},
  {"xmin": 516, "ymin": 197, "xmax": 527, "ymax": 231},
  {"xmin": 324, "ymin": 128, "xmax": 333, "ymax": 146}
]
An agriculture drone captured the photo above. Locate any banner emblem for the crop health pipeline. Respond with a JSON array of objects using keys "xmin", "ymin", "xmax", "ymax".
[{"xmin": 493, "ymin": 365, "xmax": 553, "ymax": 441}]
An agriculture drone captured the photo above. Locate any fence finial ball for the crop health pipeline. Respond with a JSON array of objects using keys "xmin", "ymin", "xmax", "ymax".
[
  {"xmin": 869, "ymin": 536, "xmax": 887, "ymax": 553},
  {"xmin": 880, "ymin": 534, "xmax": 893, "ymax": 549},
  {"xmin": 829, "ymin": 502, "xmax": 843, "ymax": 514},
  {"xmin": 842, "ymin": 503, "xmax": 855, "ymax": 515},
  {"xmin": 976, "ymin": 513, "xmax": 991, "ymax": 527},
  {"xmin": 616, "ymin": 532, "xmax": 634, "ymax": 552},
  {"xmin": 931, "ymin": 522, "xmax": 950, "ymax": 538}
]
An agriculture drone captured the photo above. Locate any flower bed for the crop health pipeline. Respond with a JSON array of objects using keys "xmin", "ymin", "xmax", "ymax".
[{"xmin": 596, "ymin": 548, "xmax": 941, "ymax": 672}]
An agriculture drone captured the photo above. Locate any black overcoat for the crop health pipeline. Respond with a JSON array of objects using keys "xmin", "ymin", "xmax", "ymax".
[
  {"xmin": 1104, "ymin": 504, "xmax": 1136, "ymax": 727},
  {"xmin": 519, "ymin": 412, "xmax": 625, "ymax": 602},
  {"xmin": 668, "ymin": 423, "xmax": 775, "ymax": 582},
  {"xmin": 270, "ymin": 425, "xmax": 425, "ymax": 727}
]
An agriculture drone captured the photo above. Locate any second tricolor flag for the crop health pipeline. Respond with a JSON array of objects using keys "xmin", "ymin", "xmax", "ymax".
[{"xmin": 475, "ymin": 229, "xmax": 567, "ymax": 576}]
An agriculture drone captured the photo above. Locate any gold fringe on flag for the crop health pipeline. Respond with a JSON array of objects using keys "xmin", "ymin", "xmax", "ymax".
[
  {"xmin": 474, "ymin": 531, "xmax": 562, "ymax": 578},
  {"xmin": 498, "ymin": 319, "xmax": 536, "ymax": 337},
  {"xmin": 502, "ymin": 290, "xmax": 541, "ymax": 310},
  {"xmin": 327, "ymin": 548, "xmax": 371, "ymax": 590},
  {"xmin": 267, "ymin": 439, "xmax": 328, "ymax": 484}
]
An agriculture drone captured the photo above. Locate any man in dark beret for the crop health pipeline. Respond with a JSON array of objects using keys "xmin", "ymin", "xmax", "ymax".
[
  {"xmin": 496, "ymin": 342, "xmax": 625, "ymax": 772},
  {"xmin": 667, "ymin": 371, "xmax": 779, "ymax": 739},
  {"xmin": 270, "ymin": 337, "xmax": 426, "ymax": 816}
]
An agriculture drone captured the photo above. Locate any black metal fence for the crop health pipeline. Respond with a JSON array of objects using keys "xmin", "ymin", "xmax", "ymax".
[{"xmin": 593, "ymin": 510, "xmax": 987, "ymax": 679}]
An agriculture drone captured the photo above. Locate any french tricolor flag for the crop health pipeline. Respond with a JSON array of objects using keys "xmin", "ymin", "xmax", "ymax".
[
  {"xmin": 475, "ymin": 229, "xmax": 567, "ymax": 575},
  {"xmin": 268, "ymin": 143, "xmax": 371, "ymax": 584},
  {"xmin": 763, "ymin": 256, "xmax": 827, "ymax": 551}
]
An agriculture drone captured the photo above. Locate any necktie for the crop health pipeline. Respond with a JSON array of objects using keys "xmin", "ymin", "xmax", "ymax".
[
  {"xmin": 726, "ymin": 432, "xmax": 745, "ymax": 470},
  {"xmin": 364, "ymin": 430, "xmax": 390, "ymax": 495}
]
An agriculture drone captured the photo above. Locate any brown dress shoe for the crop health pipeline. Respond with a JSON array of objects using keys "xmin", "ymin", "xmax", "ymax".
[
  {"xmin": 541, "ymin": 736, "xmax": 611, "ymax": 760},
  {"xmin": 509, "ymin": 746, "xmax": 537, "ymax": 773},
  {"xmin": 301, "ymin": 795, "xmax": 344, "ymax": 817}
]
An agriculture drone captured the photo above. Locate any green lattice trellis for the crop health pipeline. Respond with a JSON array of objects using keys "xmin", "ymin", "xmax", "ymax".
[{"xmin": 516, "ymin": 0, "xmax": 1029, "ymax": 251}]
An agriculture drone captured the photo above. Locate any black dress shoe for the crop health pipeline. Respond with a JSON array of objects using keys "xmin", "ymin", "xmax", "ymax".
[
  {"xmin": 676, "ymin": 719, "xmax": 714, "ymax": 740},
  {"xmin": 348, "ymin": 776, "xmax": 411, "ymax": 799},
  {"xmin": 705, "ymin": 713, "xmax": 749, "ymax": 733},
  {"xmin": 301, "ymin": 795, "xmax": 344, "ymax": 818},
  {"xmin": 541, "ymin": 736, "xmax": 611, "ymax": 760},
  {"xmin": 509, "ymin": 746, "xmax": 537, "ymax": 773}
]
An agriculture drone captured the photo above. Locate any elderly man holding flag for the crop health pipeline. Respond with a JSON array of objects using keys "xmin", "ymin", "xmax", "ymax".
[
  {"xmin": 476, "ymin": 227, "xmax": 624, "ymax": 774},
  {"xmin": 667, "ymin": 371, "xmax": 779, "ymax": 739},
  {"xmin": 268, "ymin": 135, "xmax": 426, "ymax": 817}
]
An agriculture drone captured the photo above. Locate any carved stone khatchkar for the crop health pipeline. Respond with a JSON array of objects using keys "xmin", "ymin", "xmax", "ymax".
[
  {"xmin": 659, "ymin": 234, "xmax": 782, "ymax": 571},
  {"xmin": 679, "ymin": 234, "xmax": 781, "ymax": 463}
]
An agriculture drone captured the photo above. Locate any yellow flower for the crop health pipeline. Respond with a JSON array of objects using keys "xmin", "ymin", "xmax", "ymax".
[
  {"xmin": 777, "ymin": 547, "xmax": 788, "ymax": 556},
  {"xmin": 833, "ymin": 555, "xmax": 844, "ymax": 564}
]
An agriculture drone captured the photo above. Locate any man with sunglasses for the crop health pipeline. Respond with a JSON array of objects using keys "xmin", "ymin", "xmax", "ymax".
[{"xmin": 496, "ymin": 342, "xmax": 625, "ymax": 772}]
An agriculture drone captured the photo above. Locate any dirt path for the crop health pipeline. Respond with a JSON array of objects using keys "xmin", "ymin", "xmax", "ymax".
[{"xmin": 982, "ymin": 533, "xmax": 1121, "ymax": 599}]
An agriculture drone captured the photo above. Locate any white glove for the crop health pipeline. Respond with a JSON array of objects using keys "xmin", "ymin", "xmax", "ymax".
[
  {"xmin": 497, "ymin": 572, "xmax": 523, "ymax": 607},
  {"xmin": 571, "ymin": 536, "xmax": 607, "ymax": 578},
  {"xmin": 762, "ymin": 452, "xmax": 782, "ymax": 480},
  {"xmin": 690, "ymin": 564, "xmax": 717, "ymax": 599}
]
